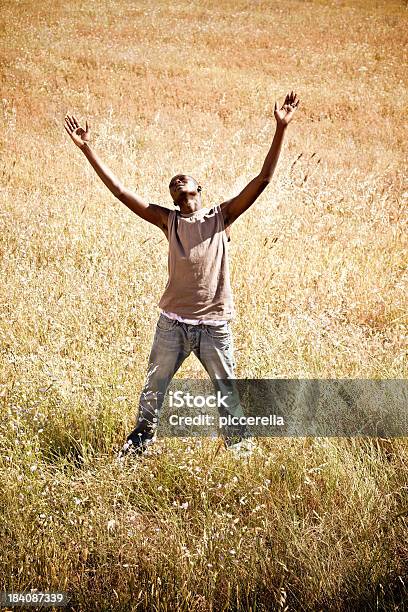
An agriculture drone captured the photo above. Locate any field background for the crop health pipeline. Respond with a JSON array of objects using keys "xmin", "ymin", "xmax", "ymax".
[{"xmin": 0, "ymin": 0, "xmax": 407, "ymax": 610}]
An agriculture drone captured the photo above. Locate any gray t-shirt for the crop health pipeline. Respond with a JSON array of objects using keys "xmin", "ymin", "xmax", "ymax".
[{"xmin": 158, "ymin": 205, "xmax": 235, "ymax": 321}]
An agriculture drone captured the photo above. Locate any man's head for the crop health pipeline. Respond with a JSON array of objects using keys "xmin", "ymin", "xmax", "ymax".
[{"xmin": 169, "ymin": 174, "xmax": 202, "ymax": 206}]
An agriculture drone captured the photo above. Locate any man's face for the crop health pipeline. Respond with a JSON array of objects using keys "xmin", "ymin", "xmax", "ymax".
[{"xmin": 169, "ymin": 174, "xmax": 200, "ymax": 204}]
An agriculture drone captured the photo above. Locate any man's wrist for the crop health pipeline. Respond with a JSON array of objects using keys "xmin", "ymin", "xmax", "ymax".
[
  {"xmin": 276, "ymin": 123, "xmax": 288, "ymax": 134},
  {"xmin": 79, "ymin": 142, "xmax": 91, "ymax": 153}
]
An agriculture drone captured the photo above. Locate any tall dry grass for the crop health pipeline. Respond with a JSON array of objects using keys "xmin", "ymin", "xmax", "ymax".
[{"xmin": 0, "ymin": 0, "xmax": 407, "ymax": 609}]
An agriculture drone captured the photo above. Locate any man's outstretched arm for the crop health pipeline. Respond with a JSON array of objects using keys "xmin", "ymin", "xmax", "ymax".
[
  {"xmin": 221, "ymin": 91, "xmax": 300, "ymax": 228},
  {"xmin": 64, "ymin": 114, "xmax": 169, "ymax": 233}
]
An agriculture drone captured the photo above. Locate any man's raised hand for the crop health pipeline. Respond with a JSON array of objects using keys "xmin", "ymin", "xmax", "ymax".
[
  {"xmin": 274, "ymin": 91, "xmax": 300, "ymax": 127},
  {"xmin": 64, "ymin": 113, "xmax": 90, "ymax": 148}
]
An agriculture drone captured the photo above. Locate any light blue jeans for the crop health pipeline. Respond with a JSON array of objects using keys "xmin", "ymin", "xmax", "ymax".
[{"xmin": 127, "ymin": 313, "xmax": 248, "ymax": 445}]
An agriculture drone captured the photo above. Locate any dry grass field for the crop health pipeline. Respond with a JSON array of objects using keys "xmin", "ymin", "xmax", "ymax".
[{"xmin": 0, "ymin": 0, "xmax": 407, "ymax": 610}]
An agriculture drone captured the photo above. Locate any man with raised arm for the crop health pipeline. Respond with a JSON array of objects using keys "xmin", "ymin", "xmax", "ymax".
[{"xmin": 64, "ymin": 91, "xmax": 300, "ymax": 459}]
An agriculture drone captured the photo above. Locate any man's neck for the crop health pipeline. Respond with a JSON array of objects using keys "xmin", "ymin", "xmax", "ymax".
[{"xmin": 178, "ymin": 196, "xmax": 202, "ymax": 215}]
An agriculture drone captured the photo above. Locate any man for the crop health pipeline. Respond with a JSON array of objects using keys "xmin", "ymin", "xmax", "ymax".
[{"xmin": 64, "ymin": 90, "xmax": 300, "ymax": 459}]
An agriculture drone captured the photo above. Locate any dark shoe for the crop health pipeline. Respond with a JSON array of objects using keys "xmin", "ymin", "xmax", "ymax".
[{"xmin": 117, "ymin": 432, "xmax": 156, "ymax": 462}]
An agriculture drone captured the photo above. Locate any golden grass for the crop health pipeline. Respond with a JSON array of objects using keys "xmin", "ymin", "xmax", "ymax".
[{"xmin": 0, "ymin": 0, "xmax": 407, "ymax": 609}]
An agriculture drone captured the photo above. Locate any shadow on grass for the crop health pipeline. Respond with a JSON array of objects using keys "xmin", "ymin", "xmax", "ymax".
[{"xmin": 38, "ymin": 428, "xmax": 100, "ymax": 469}]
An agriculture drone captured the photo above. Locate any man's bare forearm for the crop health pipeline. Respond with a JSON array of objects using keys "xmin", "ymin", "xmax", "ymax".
[
  {"xmin": 80, "ymin": 143, "xmax": 123, "ymax": 196},
  {"xmin": 259, "ymin": 124, "xmax": 287, "ymax": 182}
]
